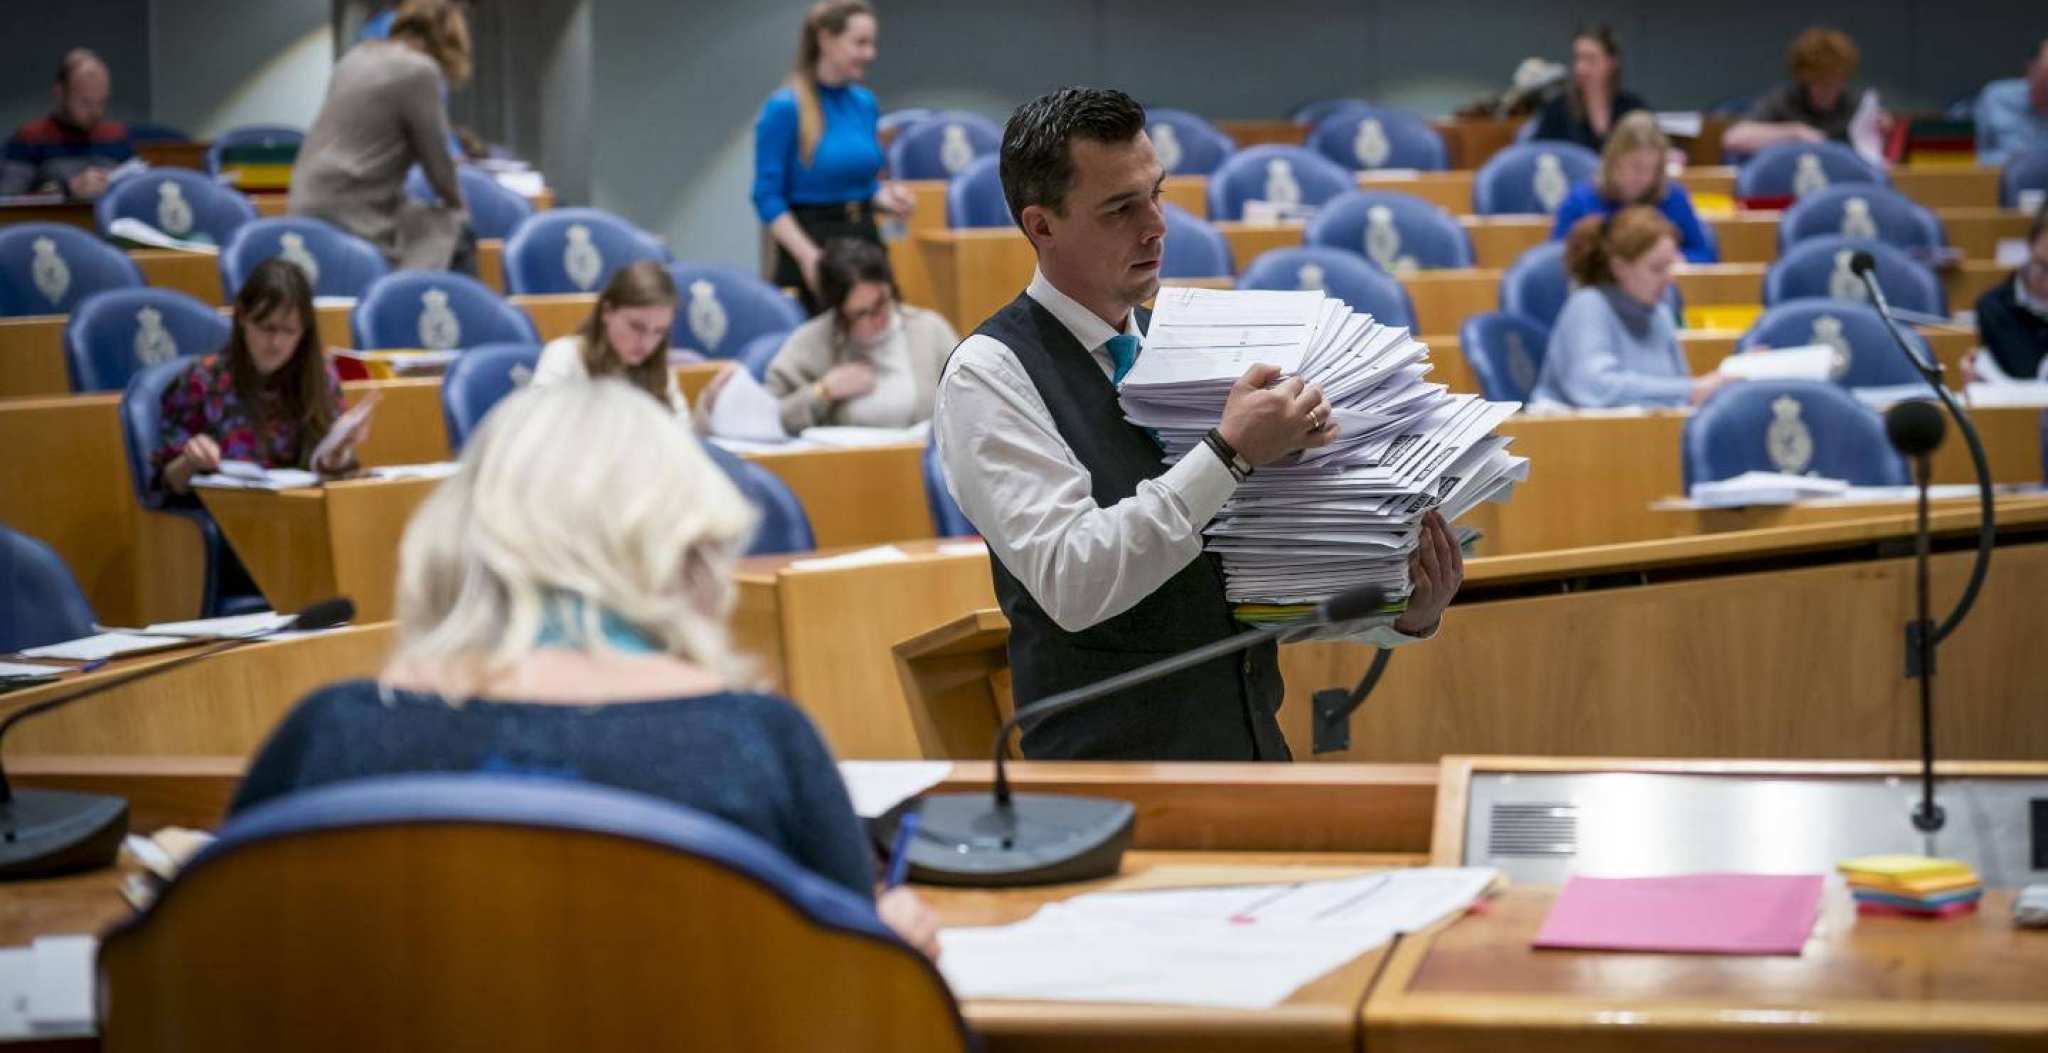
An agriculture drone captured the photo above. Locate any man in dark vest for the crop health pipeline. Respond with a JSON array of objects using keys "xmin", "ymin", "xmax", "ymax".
[{"xmin": 932, "ymin": 87, "xmax": 1463, "ymax": 761}]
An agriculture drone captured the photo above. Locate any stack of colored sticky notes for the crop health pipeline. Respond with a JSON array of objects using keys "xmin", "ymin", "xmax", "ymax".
[{"xmin": 1838, "ymin": 855, "xmax": 1982, "ymax": 918}]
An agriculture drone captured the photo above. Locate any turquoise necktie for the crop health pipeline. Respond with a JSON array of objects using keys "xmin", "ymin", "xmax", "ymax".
[{"xmin": 1106, "ymin": 333, "xmax": 1141, "ymax": 385}]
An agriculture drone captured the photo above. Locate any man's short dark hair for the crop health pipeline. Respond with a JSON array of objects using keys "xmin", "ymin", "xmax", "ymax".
[{"xmin": 999, "ymin": 87, "xmax": 1147, "ymax": 237}]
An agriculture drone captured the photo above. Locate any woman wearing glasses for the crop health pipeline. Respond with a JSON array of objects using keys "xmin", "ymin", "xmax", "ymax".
[{"xmin": 761, "ymin": 238, "xmax": 957, "ymax": 432}]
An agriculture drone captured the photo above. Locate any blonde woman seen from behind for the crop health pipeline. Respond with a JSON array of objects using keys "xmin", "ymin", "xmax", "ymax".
[
  {"xmin": 532, "ymin": 260, "xmax": 692, "ymax": 421},
  {"xmin": 226, "ymin": 380, "xmax": 939, "ymax": 960}
]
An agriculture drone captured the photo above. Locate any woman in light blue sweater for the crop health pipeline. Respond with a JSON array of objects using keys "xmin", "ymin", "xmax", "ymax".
[{"xmin": 1531, "ymin": 206, "xmax": 1731, "ymax": 408}]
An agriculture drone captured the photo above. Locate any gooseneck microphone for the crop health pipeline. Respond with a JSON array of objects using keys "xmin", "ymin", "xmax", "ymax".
[
  {"xmin": 0, "ymin": 598, "xmax": 356, "ymax": 879},
  {"xmin": 1852, "ymin": 249, "xmax": 1995, "ymax": 837},
  {"xmin": 897, "ymin": 585, "xmax": 1386, "ymax": 887}
]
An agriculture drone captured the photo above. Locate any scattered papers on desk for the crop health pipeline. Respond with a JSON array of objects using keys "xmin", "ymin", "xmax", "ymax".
[
  {"xmin": 0, "ymin": 660, "xmax": 68, "ymax": 680},
  {"xmin": 1687, "ymin": 471, "xmax": 1850, "ymax": 508},
  {"xmin": 144, "ymin": 610, "xmax": 292, "ymax": 638},
  {"xmin": 706, "ymin": 367, "xmax": 789, "ymax": 443},
  {"xmin": 0, "ymin": 936, "xmax": 96, "ymax": 1039},
  {"xmin": 1717, "ymin": 345, "xmax": 1834, "ymax": 382},
  {"xmin": 1964, "ymin": 381, "xmax": 2048, "ymax": 409},
  {"xmin": 105, "ymin": 216, "xmax": 218, "ymax": 253},
  {"xmin": 1838, "ymin": 855, "xmax": 1982, "ymax": 917},
  {"xmin": 935, "ymin": 540, "xmax": 988, "ymax": 557},
  {"xmin": 837, "ymin": 760, "xmax": 952, "ymax": 818},
  {"xmin": 328, "ymin": 347, "xmax": 459, "ymax": 379},
  {"xmin": 366, "ymin": 462, "xmax": 460, "ymax": 482},
  {"xmin": 1533, "ymin": 873, "xmax": 1824, "ymax": 955},
  {"xmin": 787, "ymin": 545, "xmax": 910, "ymax": 571},
  {"xmin": 1850, "ymin": 382, "xmax": 1940, "ymax": 409},
  {"xmin": 17, "ymin": 632, "xmax": 187, "ymax": 662},
  {"xmin": 1120, "ymin": 287, "xmax": 1526, "ymax": 608},
  {"xmin": 1653, "ymin": 111, "xmax": 1704, "ymax": 138},
  {"xmin": 938, "ymin": 867, "xmax": 1496, "ymax": 1009},
  {"xmin": 192, "ymin": 460, "xmax": 320, "ymax": 491},
  {"xmin": 308, "ymin": 390, "xmax": 379, "ymax": 470},
  {"xmin": 798, "ymin": 422, "xmax": 931, "ymax": 447}
]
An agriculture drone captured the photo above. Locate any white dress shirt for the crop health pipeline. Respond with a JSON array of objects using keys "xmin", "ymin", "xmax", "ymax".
[
  {"xmin": 533, "ymin": 335, "xmax": 691, "ymax": 421},
  {"xmin": 933, "ymin": 270, "xmax": 1426, "ymax": 647}
]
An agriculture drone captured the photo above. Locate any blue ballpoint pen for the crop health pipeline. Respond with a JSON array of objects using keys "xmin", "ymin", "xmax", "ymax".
[{"xmin": 884, "ymin": 812, "xmax": 920, "ymax": 889}]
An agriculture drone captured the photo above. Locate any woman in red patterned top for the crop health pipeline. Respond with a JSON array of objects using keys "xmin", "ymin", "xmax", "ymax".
[{"xmin": 154, "ymin": 259, "xmax": 371, "ymax": 494}]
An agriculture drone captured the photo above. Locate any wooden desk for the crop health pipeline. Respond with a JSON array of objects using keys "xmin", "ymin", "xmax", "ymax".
[
  {"xmin": 198, "ymin": 476, "xmax": 438, "ymax": 623},
  {"xmin": 134, "ymin": 141, "xmax": 209, "ymax": 170},
  {"xmin": 742, "ymin": 441, "xmax": 936, "ymax": 549},
  {"xmin": 1461, "ymin": 209, "xmax": 2034, "ymax": 269},
  {"xmin": 1365, "ymin": 884, "xmax": 2046, "ymax": 1052},
  {"xmin": 733, "ymin": 538, "xmax": 995, "ymax": 758},
  {"xmin": 0, "ymin": 624, "xmax": 392, "ymax": 758}
]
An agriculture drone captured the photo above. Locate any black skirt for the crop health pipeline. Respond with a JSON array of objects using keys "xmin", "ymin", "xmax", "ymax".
[{"xmin": 775, "ymin": 200, "xmax": 882, "ymax": 315}]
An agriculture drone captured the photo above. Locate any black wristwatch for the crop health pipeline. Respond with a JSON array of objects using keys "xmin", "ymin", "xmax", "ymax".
[{"xmin": 1203, "ymin": 428, "xmax": 1254, "ymax": 482}]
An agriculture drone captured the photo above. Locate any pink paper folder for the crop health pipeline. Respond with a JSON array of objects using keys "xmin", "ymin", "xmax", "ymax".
[{"xmin": 1533, "ymin": 873, "xmax": 1826, "ymax": 955}]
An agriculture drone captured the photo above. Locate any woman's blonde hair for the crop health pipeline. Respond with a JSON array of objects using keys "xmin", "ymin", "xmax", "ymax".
[
  {"xmin": 387, "ymin": 380, "xmax": 758, "ymax": 697},
  {"xmin": 578, "ymin": 260, "xmax": 679, "ymax": 405},
  {"xmin": 789, "ymin": 0, "xmax": 874, "ymax": 166},
  {"xmin": 1596, "ymin": 111, "xmax": 1670, "ymax": 204},
  {"xmin": 391, "ymin": 0, "xmax": 473, "ymax": 88},
  {"xmin": 1563, "ymin": 205, "xmax": 1677, "ymax": 287}
]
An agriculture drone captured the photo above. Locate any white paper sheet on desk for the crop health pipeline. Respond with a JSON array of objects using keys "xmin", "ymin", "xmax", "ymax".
[
  {"xmin": 837, "ymin": 760, "xmax": 952, "ymax": 818},
  {"xmin": 706, "ymin": 368, "xmax": 789, "ymax": 443},
  {"xmin": 106, "ymin": 216, "xmax": 218, "ymax": 254},
  {"xmin": 366, "ymin": 462, "xmax": 460, "ymax": 481},
  {"xmin": 787, "ymin": 544, "xmax": 910, "ymax": 571},
  {"xmin": 192, "ymin": 461, "xmax": 320, "ymax": 491},
  {"xmin": 1965, "ymin": 381, "xmax": 2048, "ymax": 408},
  {"xmin": 0, "ymin": 936, "xmax": 96, "ymax": 1038},
  {"xmin": 1688, "ymin": 470, "xmax": 1851, "ymax": 507},
  {"xmin": 1717, "ymin": 345, "xmax": 1834, "ymax": 381},
  {"xmin": 18, "ymin": 632, "xmax": 184, "ymax": 662},
  {"xmin": 938, "ymin": 868, "xmax": 1496, "ymax": 1009},
  {"xmin": 1849, "ymin": 89, "xmax": 1887, "ymax": 168},
  {"xmin": 1851, "ymin": 383, "xmax": 1937, "ymax": 409},
  {"xmin": 0, "ymin": 660, "xmax": 68, "ymax": 679},
  {"xmin": 798, "ymin": 422, "xmax": 930, "ymax": 447},
  {"xmin": 143, "ymin": 611, "xmax": 292, "ymax": 638}
]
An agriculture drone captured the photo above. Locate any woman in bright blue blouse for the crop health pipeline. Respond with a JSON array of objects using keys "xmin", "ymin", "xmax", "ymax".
[
  {"xmin": 753, "ymin": 0, "xmax": 912, "ymax": 314},
  {"xmin": 1548, "ymin": 111, "xmax": 1718, "ymax": 264}
]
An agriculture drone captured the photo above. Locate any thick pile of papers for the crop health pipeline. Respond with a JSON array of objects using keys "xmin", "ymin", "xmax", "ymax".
[
  {"xmin": 1119, "ymin": 287, "xmax": 1526, "ymax": 612},
  {"xmin": 1838, "ymin": 855, "xmax": 1983, "ymax": 918}
]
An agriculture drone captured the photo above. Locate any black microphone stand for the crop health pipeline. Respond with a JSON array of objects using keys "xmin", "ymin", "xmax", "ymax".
[{"xmin": 1855, "ymin": 259, "xmax": 1996, "ymax": 836}]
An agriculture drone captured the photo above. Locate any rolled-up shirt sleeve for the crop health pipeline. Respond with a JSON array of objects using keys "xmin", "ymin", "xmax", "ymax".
[{"xmin": 935, "ymin": 335, "xmax": 1239, "ymax": 633}]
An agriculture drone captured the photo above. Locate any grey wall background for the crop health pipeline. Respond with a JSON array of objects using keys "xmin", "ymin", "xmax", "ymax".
[{"xmin": 6, "ymin": 1, "xmax": 2042, "ymax": 270}]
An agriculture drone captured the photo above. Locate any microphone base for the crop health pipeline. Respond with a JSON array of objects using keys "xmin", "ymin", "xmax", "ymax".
[
  {"xmin": 899, "ymin": 792, "xmax": 1135, "ymax": 887},
  {"xmin": 0, "ymin": 789, "xmax": 129, "ymax": 881}
]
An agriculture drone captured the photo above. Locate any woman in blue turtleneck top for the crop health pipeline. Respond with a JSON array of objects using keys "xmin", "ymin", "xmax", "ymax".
[{"xmin": 753, "ymin": 1, "xmax": 911, "ymax": 314}]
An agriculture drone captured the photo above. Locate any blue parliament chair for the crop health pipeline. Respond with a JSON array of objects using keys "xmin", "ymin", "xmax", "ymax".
[
  {"xmin": 1734, "ymin": 140, "xmax": 1885, "ymax": 200},
  {"xmin": 95, "ymin": 168, "xmax": 257, "ymax": 246},
  {"xmin": 1161, "ymin": 203, "xmax": 1234, "ymax": 278},
  {"xmin": 502, "ymin": 207, "xmax": 668, "ymax": 295},
  {"xmin": 1778, "ymin": 183, "xmax": 1944, "ymax": 253},
  {"xmin": 1305, "ymin": 190, "xmax": 1474, "ymax": 271},
  {"xmin": 119, "ymin": 357, "xmax": 263, "ymax": 617},
  {"xmin": 735, "ymin": 330, "xmax": 790, "ymax": 382},
  {"xmin": 2002, "ymin": 148, "xmax": 2048, "ymax": 209},
  {"xmin": 886, "ymin": 111, "xmax": 1002, "ymax": 181},
  {"xmin": 923, "ymin": 440, "xmax": 975, "ymax": 539},
  {"xmin": 944, "ymin": 155, "xmax": 1010, "ymax": 229},
  {"xmin": 1306, "ymin": 106, "xmax": 1448, "ymax": 172},
  {"xmin": 1239, "ymin": 247, "xmax": 1415, "ymax": 328},
  {"xmin": 404, "ymin": 165, "xmax": 536, "ymax": 240},
  {"xmin": 220, "ymin": 217, "xmax": 389, "ymax": 301},
  {"xmin": 1736, "ymin": 298, "xmax": 1929, "ymax": 389},
  {"xmin": 64, "ymin": 288, "xmax": 230, "ymax": 393},
  {"xmin": 877, "ymin": 107, "xmax": 933, "ymax": 139},
  {"xmin": 1681, "ymin": 379, "xmax": 1908, "ymax": 489},
  {"xmin": 440, "ymin": 342, "xmax": 542, "ymax": 452},
  {"xmin": 1206, "ymin": 145, "xmax": 1354, "ymax": 222},
  {"xmin": 1500, "ymin": 241, "xmax": 1683, "ymax": 329},
  {"xmin": 204, "ymin": 124, "xmax": 303, "ymax": 177},
  {"xmin": 97, "ymin": 775, "xmax": 973, "ymax": 1052},
  {"xmin": 664, "ymin": 264, "xmax": 806, "ymax": 360},
  {"xmin": 352, "ymin": 271, "xmax": 540, "ymax": 351},
  {"xmin": 1290, "ymin": 97, "xmax": 1371, "ymax": 126},
  {"xmin": 0, "ymin": 524, "xmax": 97, "ymax": 653},
  {"xmin": 1763, "ymin": 236, "xmax": 1947, "ymax": 316},
  {"xmin": 1471, "ymin": 142, "xmax": 1600, "ymax": 216},
  {"xmin": 1144, "ymin": 108, "xmax": 1237, "ymax": 176},
  {"xmin": 702, "ymin": 442, "xmax": 815, "ymax": 556},
  {"xmin": 0, "ymin": 223, "xmax": 144, "ymax": 316},
  {"xmin": 1458, "ymin": 311, "xmax": 1552, "ymax": 404}
]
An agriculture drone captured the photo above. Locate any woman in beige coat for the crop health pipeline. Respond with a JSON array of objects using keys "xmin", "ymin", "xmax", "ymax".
[{"xmin": 762, "ymin": 238, "xmax": 957, "ymax": 433}]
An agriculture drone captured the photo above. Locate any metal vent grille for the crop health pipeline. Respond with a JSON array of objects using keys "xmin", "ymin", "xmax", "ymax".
[{"xmin": 1488, "ymin": 802, "xmax": 1579, "ymax": 857}]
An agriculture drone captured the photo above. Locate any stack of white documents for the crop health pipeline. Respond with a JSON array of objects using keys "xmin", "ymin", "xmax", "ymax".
[{"xmin": 1119, "ymin": 287, "xmax": 1527, "ymax": 611}]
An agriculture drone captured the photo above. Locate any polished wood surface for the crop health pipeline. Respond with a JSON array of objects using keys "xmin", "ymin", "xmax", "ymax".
[
  {"xmin": 128, "ymin": 249, "xmax": 221, "ymax": 304},
  {"xmin": 199, "ymin": 476, "xmax": 436, "ymax": 622},
  {"xmin": 894, "ymin": 609, "xmax": 1017, "ymax": 759},
  {"xmin": 0, "ymin": 624, "xmax": 392, "ymax": 757},
  {"xmin": 733, "ymin": 538, "xmax": 995, "ymax": 757},
  {"xmin": 1365, "ymin": 883, "xmax": 2047, "ymax": 1052},
  {"xmin": 744, "ymin": 440, "xmax": 936, "ymax": 549}
]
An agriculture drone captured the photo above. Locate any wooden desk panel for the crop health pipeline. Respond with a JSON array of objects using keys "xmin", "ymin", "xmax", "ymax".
[
  {"xmin": 509, "ymin": 292, "xmax": 597, "ymax": 341},
  {"xmin": 0, "ymin": 312, "xmax": 73, "ymax": 397},
  {"xmin": 1364, "ymin": 884, "xmax": 2047, "ymax": 1052},
  {"xmin": 200, "ymin": 477, "xmax": 437, "ymax": 622},
  {"xmin": 1891, "ymin": 165, "xmax": 2001, "ymax": 210},
  {"xmin": 130, "ymin": 249, "xmax": 223, "ymax": 304},
  {"xmin": 745, "ymin": 441, "xmax": 934, "ymax": 549},
  {"xmin": 0, "ymin": 624, "xmax": 393, "ymax": 757}
]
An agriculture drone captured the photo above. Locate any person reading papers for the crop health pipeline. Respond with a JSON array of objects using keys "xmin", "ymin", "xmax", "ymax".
[
  {"xmin": 932, "ymin": 88, "xmax": 1463, "ymax": 762},
  {"xmin": 533, "ymin": 260, "xmax": 693, "ymax": 421},
  {"xmin": 230, "ymin": 380, "xmax": 941, "ymax": 960}
]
